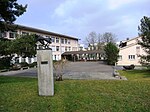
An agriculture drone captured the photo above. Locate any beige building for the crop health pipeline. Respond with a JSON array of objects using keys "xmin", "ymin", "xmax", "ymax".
[
  {"xmin": 117, "ymin": 37, "xmax": 146, "ymax": 66},
  {"xmin": 1, "ymin": 24, "xmax": 79, "ymax": 63}
]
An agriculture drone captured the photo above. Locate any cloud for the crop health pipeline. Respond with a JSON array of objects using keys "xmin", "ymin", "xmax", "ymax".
[
  {"xmin": 53, "ymin": 0, "xmax": 105, "ymax": 18},
  {"xmin": 51, "ymin": 0, "xmax": 150, "ymax": 40},
  {"xmin": 54, "ymin": 0, "xmax": 77, "ymax": 17},
  {"xmin": 16, "ymin": 0, "xmax": 150, "ymax": 42},
  {"xmin": 107, "ymin": 0, "xmax": 137, "ymax": 10}
]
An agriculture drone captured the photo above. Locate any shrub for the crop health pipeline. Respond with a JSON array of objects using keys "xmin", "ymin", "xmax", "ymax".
[{"xmin": 0, "ymin": 57, "xmax": 11, "ymax": 70}]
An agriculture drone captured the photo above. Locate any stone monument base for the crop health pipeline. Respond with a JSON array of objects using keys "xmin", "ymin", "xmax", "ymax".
[{"xmin": 37, "ymin": 49, "xmax": 54, "ymax": 96}]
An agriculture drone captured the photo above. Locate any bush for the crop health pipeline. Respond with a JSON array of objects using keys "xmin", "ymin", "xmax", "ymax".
[{"xmin": 0, "ymin": 57, "xmax": 12, "ymax": 70}]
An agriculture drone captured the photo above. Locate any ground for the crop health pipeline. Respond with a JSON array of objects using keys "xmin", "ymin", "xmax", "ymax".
[
  {"xmin": 0, "ymin": 61, "xmax": 118, "ymax": 80},
  {"xmin": 62, "ymin": 61, "xmax": 116, "ymax": 79}
]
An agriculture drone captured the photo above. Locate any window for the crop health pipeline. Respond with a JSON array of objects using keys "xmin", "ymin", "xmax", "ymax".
[
  {"xmin": 10, "ymin": 33, "xmax": 14, "ymax": 38},
  {"xmin": 128, "ymin": 55, "xmax": 135, "ymax": 60},
  {"xmin": 9, "ymin": 31, "xmax": 17, "ymax": 38},
  {"xmin": 68, "ymin": 47, "xmax": 71, "ymax": 51},
  {"xmin": 65, "ymin": 39, "xmax": 67, "ymax": 44},
  {"xmin": 56, "ymin": 46, "xmax": 59, "ymax": 51},
  {"xmin": 136, "ymin": 46, "xmax": 140, "ymax": 55},
  {"xmin": 65, "ymin": 47, "xmax": 67, "ymax": 51},
  {"xmin": 61, "ymin": 38, "xmax": 64, "ymax": 44},
  {"xmin": 56, "ymin": 37, "xmax": 59, "ymax": 43},
  {"xmin": 51, "ymin": 36, "xmax": 55, "ymax": 43},
  {"xmin": 22, "ymin": 32, "xmax": 29, "ymax": 35},
  {"xmin": 68, "ymin": 40, "xmax": 70, "ymax": 44}
]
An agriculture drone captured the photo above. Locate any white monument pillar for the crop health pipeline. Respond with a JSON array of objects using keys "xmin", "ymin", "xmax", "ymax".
[{"xmin": 37, "ymin": 49, "xmax": 54, "ymax": 96}]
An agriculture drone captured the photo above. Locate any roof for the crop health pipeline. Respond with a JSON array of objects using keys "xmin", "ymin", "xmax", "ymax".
[
  {"xmin": 8, "ymin": 23, "xmax": 79, "ymax": 40},
  {"xmin": 62, "ymin": 50, "xmax": 104, "ymax": 55},
  {"xmin": 119, "ymin": 43, "xmax": 137, "ymax": 50},
  {"xmin": 119, "ymin": 36, "xmax": 141, "ymax": 50},
  {"xmin": 122, "ymin": 36, "xmax": 140, "ymax": 43}
]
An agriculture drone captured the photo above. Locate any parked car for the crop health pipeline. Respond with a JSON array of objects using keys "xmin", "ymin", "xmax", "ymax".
[{"xmin": 123, "ymin": 64, "xmax": 135, "ymax": 70}]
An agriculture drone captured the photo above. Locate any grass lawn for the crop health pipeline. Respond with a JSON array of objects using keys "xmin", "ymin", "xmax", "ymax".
[{"xmin": 0, "ymin": 69, "xmax": 150, "ymax": 112}]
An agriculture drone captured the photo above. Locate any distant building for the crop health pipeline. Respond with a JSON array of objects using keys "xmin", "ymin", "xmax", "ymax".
[
  {"xmin": 1, "ymin": 24, "xmax": 79, "ymax": 63},
  {"xmin": 117, "ymin": 37, "xmax": 147, "ymax": 66},
  {"xmin": 78, "ymin": 44, "xmax": 86, "ymax": 51},
  {"xmin": 62, "ymin": 43, "xmax": 105, "ymax": 61}
]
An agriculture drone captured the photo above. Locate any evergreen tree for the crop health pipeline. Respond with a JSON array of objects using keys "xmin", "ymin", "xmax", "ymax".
[
  {"xmin": 0, "ymin": 38, "xmax": 13, "ymax": 56},
  {"xmin": 0, "ymin": 0, "xmax": 27, "ymax": 69},
  {"xmin": 104, "ymin": 42, "xmax": 119, "ymax": 65},
  {"xmin": 0, "ymin": 0, "xmax": 27, "ymax": 32},
  {"xmin": 0, "ymin": 38, "xmax": 14, "ymax": 69},
  {"xmin": 12, "ymin": 34, "xmax": 37, "ymax": 58},
  {"xmin": 138, "ymin": 16, "xmax": 150, "ymax": 67}
]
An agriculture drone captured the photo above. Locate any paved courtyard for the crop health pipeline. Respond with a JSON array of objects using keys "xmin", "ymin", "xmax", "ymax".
[
  {"xmin": 62, "ymin": 61, "xmax": 116, "ymax": 80},
  {"xmin": 0, "ymin": 61, "xmax": 119, "ymax": 80}
]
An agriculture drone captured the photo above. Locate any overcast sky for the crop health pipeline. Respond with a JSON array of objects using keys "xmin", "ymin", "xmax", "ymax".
[{"xmin": 16, "ymin": 0, "xmax": 150, "ymax": 43}]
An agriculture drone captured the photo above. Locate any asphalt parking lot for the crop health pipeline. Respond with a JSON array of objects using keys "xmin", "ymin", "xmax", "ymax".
[{"xmin": 0, "ymin": 61, "xmax": 118, "ymax": 80}]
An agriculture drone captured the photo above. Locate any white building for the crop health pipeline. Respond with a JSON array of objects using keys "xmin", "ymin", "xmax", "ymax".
[
  {"xmin": 1, "ymin": 24, "xmax": 79, "ymax": 63},
  {"xmin": 117, "ymin": 37, "xmax": 147, "ymax": 66}
]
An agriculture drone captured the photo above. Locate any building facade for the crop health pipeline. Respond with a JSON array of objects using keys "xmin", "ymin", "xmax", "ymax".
[
  {"xmin": 117, "ymin": 37, "xmax": 146, "ymax": 66},
  {"xmin": 62, "ymin": 43, "xmax": 105, "ymax": 61},
  {"xmin": 1, "ymin": 24, "xmax": 79, "ymax": 63}
]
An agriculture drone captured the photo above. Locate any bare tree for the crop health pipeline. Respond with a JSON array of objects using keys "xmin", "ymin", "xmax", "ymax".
[
  {"xmin": 85, "ymin": 31, "xmax": 97, "ymax": 46},
  {"xmin": 101, "ymin": 32, "xmax": 117, "ymax": 44},
  {"xmin": 53, "ymin": 59, "xmax": 69, "ymax": 81},
  {"xmin": 84, "ymin": 32, "xmax": 117, "ymax": 51},
  {"xmin": 97, "ymin": 33, "xmax": 104, "ymax": 50}
]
